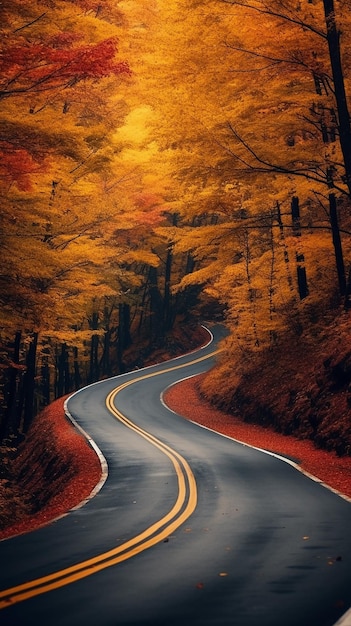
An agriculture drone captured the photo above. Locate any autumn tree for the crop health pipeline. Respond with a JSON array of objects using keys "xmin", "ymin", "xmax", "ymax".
[
  {"xmin": 4, "ymin": 0, "xmax": 351, "ymax": 440},
  {"xmin": 144, "ymin": 0, "xmax": 351, "ymax": 353},
  {"xmin": 0, "ymin": 0, "xmax": 138, "ymax": 439}
]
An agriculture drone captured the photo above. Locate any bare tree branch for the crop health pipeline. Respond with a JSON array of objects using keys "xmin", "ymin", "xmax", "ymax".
[
  {"xmin": 219, "ymin": 0, "xmax": 326, "ymax": 38},
  {"xmin": 13, "ymin": 12, "xmax": 47, "ymax": 33},
  {"xmin": 223, "ymin": 122, "xmax": 349, "ymax": 195}
]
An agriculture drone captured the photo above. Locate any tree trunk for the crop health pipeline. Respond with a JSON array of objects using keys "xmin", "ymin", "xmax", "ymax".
[
  {"xmin": 344, "ymin": 268, "xmax": 351, "ymax": 310},
  {"xmin": 276, "ymin": 202, "xmax": 294, "ymax": 291},
  {"xmin": 100, "ymin": 305, "xmax": 114, "ymax": 377},
  {"xmin": 100, "ymin": 330, "xmax": 112, "ymax": 377},
  {"xmin": 64, "ymin": 346, "xmax": 70, "ymax": 394},
  {"xmin": 2, "ymin": 331, "xmax": 21, "ymax": 440},
  {"xmin": 291, "ymin": 196, "xmax": 301, "ymax": 236},
  {"xmin": 276, "ymin": 202, "xmax": 303, "ymax": 334},
  {"xmin": 116, "ymin": 302, "xmax": 132, "ymax": 374},
  {"xmin": 329, "ymin": 192, "xmax": 346, "ymax": 296},
  {"xmin": 121, "ymin": 302, "xmax": 132, "ymax": 349},
  {"xmin": 164, "ymin": 242, "xmax": 173, "ymax": 331},
  {"xmin": 296, "ymin": 257, "xmax": 309, "ymax": 300},
  {"xmin": 88, "ymin": 309, "xmax": 99, "ymax": 383},
  {"xmin": 323, "ymin": 0, "xmax": 351, "ymax": 196},
  {"xmin": 73, "ymin": 346, "xmax": 82, "ymax": 389},
  {"xmin": 148, "ymin": 265, "xmax": 164, "ymax": 339},
  {"xmin": 22, "ymin": 332, "xmax": 38, "ymax": 433},
  {"xmin": 291, "ymin": 197, "xmax": 309, "ymax": 300},
  {"xmin": 57, "ymin": 343, "xmax": 69, "ymax": 397},
  {"xmin": 163, "ymin": 213, "xmax": 178, "ymax": 331},
  {"xmin": 41, "ymin": 347, "xmax": 51, "ymax": 407},
  {"xmin": 89, "ymin": 334, "xmax": 99, "ymax": 383}
]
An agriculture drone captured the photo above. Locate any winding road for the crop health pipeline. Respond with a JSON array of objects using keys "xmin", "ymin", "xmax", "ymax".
[{"xmin": 1, "ymin": 325, "xmax": 351, "ymax": 626}]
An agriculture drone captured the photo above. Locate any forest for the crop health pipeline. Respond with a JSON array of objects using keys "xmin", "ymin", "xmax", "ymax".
[{"xmin": 1, "ymin": 0, "xmax": 351, "ymax": 455}]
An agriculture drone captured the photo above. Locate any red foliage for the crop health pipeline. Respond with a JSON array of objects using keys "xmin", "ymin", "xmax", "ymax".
[
  {"xmin": 0, "ymin": 29, "xmax": 130, "ymax": 188},
  {"xmin": 132, "ymin": 192, "xmax": 166, "ymax": 226},
  {"xmin": 46, "ymin": 32, "xmax": 82, "ymax": 49},
  {"xmin": 0, "ymin": 145, "xmax": 42, "ymax": 190},
  {"xmin": 0, "ymin": 37, "xmax": 130, "ymax": 98},
  {"xmin": 0, "ymin": 396, "xmax": 102, "ymax": 540},
  {"xmin": 133, "ymin": 192, "xmax": 161, "ymax": 210}
]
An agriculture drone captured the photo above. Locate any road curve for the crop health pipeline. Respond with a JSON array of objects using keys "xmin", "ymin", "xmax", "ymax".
[{"xmin": 0, "ymin": 324, "xmax": 351, "ymax": 626}]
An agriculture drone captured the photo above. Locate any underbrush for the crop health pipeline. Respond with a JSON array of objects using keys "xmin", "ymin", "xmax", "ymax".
[{"xmin": 200, "ymin": 310, "xmax": 351, "ymax": 456}]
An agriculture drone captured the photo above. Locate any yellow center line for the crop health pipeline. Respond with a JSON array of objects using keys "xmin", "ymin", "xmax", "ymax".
[{"xmin": 0, "ymin": 348, "xmax": 219, "ymax": 609}]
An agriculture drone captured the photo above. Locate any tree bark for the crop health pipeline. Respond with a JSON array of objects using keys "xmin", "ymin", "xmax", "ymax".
[
  {"xmin": 164, "ymin": 242, "xmax": 173, "ymax": 331},
  {"xmin": 88, "ymin": 309, "xmax": 99, "ymax": 383},
  {"xmin": 2, "ymin": 331, "xmax": 21, "ymax": 440},
  {"xmin": 117, "ymin": 302, "xmax": 132, "ymax": 374},
  {"xmin": 323, "ymin": 0, "xmax": 351, "ymax": 196},
  {"xmin": 40, "ymin": 346, "xmax": 51, "ymax": 407},
  {"xmin": 291, "ymin": 197, "xmax": 309, "ymax": 300},
  {"xmin": 57, "ymin": 343, "xmax": 69, "ymax": 397},
  {"xmin": 22, "ymin": 332, "xmax": 38, "ymax": 433},
  {"xmin": 296, "ymin": 259, "xmax": 309, "ymax": 300},
  {"xmin": 329, "ymin": 192, "xmax": 346, "ymax": 295},
  {"xmin": 148, "ymin": 265, "xmax": 164, "ymax": 339},
  {"xmin": 73, "ymin": 346, "xmax": 82, "ymax": 389}
]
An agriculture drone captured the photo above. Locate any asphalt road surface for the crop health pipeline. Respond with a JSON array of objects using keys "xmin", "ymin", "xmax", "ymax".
[{"xmin": 1, "ymin": 325, "xmax": 351, "ymax": 626}]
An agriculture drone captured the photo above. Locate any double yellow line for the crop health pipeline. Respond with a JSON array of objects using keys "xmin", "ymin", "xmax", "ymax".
[{"xmin": 0, "ymin": 348, "xmax": 219, "ymax": 610}]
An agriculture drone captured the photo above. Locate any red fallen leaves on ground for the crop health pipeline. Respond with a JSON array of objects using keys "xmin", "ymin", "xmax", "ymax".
[
  {"xmin": 0, "ymin": 324, "xmax": 209, "ymax": 541},
  {"xmin": 164, "ymin": 375, "xmax": 351, "ymax": 500},
  {"xmin": 1, "ymin": 366, "xmax": 350, "ymax": 541},
  {"xmin": 0, "ymin": 396, "xmax": 101, "ymax": 540}
]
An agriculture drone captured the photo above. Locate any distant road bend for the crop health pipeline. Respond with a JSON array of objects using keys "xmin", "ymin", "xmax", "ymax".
[{"xmin": 0, "ymin": 325, "xmax": 351, "ymax": 626}]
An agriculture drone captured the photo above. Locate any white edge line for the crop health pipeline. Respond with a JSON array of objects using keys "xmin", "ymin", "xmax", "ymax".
[
  {"xmin": 65, "ymin": 324, "xmax": 214, "ymax": 401},
  {"xmin": 63, "ymin": 398, "xmax": 108, "ymax": 512},
  {"xmin": 46, "ymin": 325, "xmax": 215, "ymax": 522},
  {"xmin": 161, "ymin": 373, "xmax": 351, "ymax": 625},
  {"xmin": 0, "ymin": 402, "xmax": 109, "ymax": 542},
  {"xmin": 333, "ymin": 608, "xmax": 351, "ymax": 626},
  {"xmin": 161, "ymin": 373, "xmax": 351, "ymax": 505},
  {"xmin": 2, "ymin": 326, "xmax": 214, "ymax": 539}
]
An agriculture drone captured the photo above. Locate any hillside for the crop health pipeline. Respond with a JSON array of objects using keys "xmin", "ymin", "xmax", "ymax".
[
  {"xmin": 1, "ymin": 319, "xmax": 351, "ymax": 540},
  {"xmin": 0, "ymin": 324, "xmax": 208, "ymax": 539},
  {"xmin": 200, "ymin": 310, "xmax": 351, "ymax": 457}
]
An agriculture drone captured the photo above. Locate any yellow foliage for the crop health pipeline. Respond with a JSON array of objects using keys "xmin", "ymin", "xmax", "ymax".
[{"xmin": 2, "ymin": 0, "xmax": 351, "ymax": 360}]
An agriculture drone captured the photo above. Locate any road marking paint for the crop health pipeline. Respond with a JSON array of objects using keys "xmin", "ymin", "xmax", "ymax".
[
  {"xmin": 0, "ymin": 347, "xmax": 219, "ymax": 609},
  {"xmin": 333, "ymin": 608, "xmax": 351, "ymax": 626}
]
